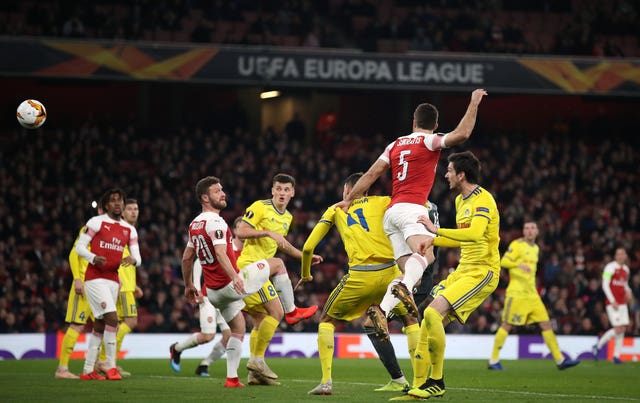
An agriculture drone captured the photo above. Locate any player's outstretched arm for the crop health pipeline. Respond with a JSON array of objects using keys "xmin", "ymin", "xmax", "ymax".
[{"xmin": 444, "ymin": 88, "xmax": 488, "ymax": 147}]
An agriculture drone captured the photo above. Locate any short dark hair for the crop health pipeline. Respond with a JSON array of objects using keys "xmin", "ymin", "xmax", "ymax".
[
  {"xmin": 414, "ymin": 103, "xmax": 439, "ymax": 130},
  {"xmin": 344, "ymin": 172, "xmax": 363, "ymax": 188},
  {"xmin": 448, "ymin": 151, "xmax": 480, "ymax": 183},
  {"xmin": 125, "ymin": 198, "xmax": 138, "ymax": 206},
  {"xmin": 232, "ymin": 216, "xmax": 243, "ymax": 229},
  {"xmin": 99, "ymin": 188, "xmax": 126, "ymax": 211},
  {"xmin": 273, "ymin": 173, "xmax": 296, "ymax": 187},
  {"xmin": 195, "ymin": 176, "xmax": 220, "ymax": 204}
]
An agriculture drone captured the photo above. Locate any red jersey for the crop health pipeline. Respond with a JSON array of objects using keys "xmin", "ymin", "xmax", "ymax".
[
  {"xmin": 378, "ymin": 132, "xmax": 446, "ymax": 208},
  {"xmin": 187, "ymin": 211, "xmax": 239, "ymax": 290},
  {"xmin": 83, "ymin": 215, "xmax": 138, "ymax": 282},
  {"xmin": 602, "ymin": 260, "xmax": 630, "ymax": 305}
]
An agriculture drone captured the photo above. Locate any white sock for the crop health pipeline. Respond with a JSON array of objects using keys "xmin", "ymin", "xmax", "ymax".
[
  {"xmin": 272, "ymin": 273, "xmax": 295, "ymax": 313},
  {"xmin": 613, "ymin": 332, "xmax": 624, "ymax": 358},
  {"xmin": 83, "ymin": 332, "xmax": 103, "ymax": 374},
  {"xmin": 104, "ymin": 326, "xmax": 117, "ymax": 369},
  {"xmin": 379, "ymin": 280, "xmax": 402, "ymax": 316},
  {"xmin": 225, "ymin": 336, "xmax": 243, "ymax": 378},
  {"xmin": 202, "ymin": 341, "xmax": 227, "ymax": 365},
  {"xmin": 403, "ymin": 253, "xmax": 428, "ymax": 291},
  {"xmin": 597, "ymin": 328, "xmax": 616, "ymax": 349},
  {"xmin": 392, "ymin": 376, "xmax": 408, "ymax": 384},
  {"xmin": 176, "ymin": 333, "xmax": 200, "ymax": 352}
]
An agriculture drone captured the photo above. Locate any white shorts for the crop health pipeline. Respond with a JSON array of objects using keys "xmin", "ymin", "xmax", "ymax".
[
  {"xmin": 383, "ymin": 203, "xmax": 436, "ymax": 259},
  {"xmin": 84, "ymin": 278, "xmax": 119, "ymax": 320},
  {"xmin": 206, "ymin": 259, "xmax": 271, "ymax": 323},
  {"xmin": 606, "ymin": 304, "xmax": 630, "ymax": 327},
  {"xmin": 199, "ymin": 299, "xmax": 230, "ymax": 334}
]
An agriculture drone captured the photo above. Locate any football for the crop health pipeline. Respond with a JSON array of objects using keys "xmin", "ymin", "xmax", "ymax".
[{"xmin": 16, "ymin": 99, "xmax": 47, "ymax": 129}]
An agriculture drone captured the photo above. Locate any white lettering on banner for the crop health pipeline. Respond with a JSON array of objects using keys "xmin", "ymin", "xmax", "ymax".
[
  {"xmin": 304, "ymin": 59, "xmax": 393, "ymax": 81},
  {"xmin": 237, "ymin": 55, "xmax": 483, "ymax": 84},
  {"xmin": 397, "ymin": 61, "xmax": 484, "ymax": 83},
  {"xmin": 237, "ymin": 56, "xmax": 299, "ymax": 79}
]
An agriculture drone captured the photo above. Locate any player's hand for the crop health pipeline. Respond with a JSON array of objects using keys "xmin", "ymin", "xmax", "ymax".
[
  {"xmin": 612, "ymin": 301, "xmax": 619, "ymax": 309},
  {"xmin": 74, "ymin": 278, "xmax": 84, "ymax": 295},
  {"xmin": 417, "ymin": 215, "xmax": 438, "ymax": 234},
  {"xmin": 294, "ymin": 276, "xmax": 313, "ymax": 291},
  {"xmin": 417, "ymin": 237, "xmax": 434, "ymax": 255},
  {"xmin": 232, "ymin": 276, "xmax": 246, "ymax": 295},
  {"xmin": 471, "ymin": 89, "xmax": 488, "ymax": 105},
  {"xmin": 184, "ymin": 284, "xmax": 199, "ymax": 304},
  {"xmin": 518, "ymin": 264, "xmax": 532, "ymax": 273},
  {"xmin": 93, "ymin": 256, "xmax": 107, "ymax": 266},
  {"xmin": 311, "ymin": 254, "xmax": 323, "ymax": 265},
  {"xmin": 270, "ymin": 232, "xmax": 289, "ymax": 249},
  {"xmin": 121, "ymin": 256, "xmax": 136, "ymax": 266},
  {"xmin": 134, "ymin": 286, "xmax": 144, "ymax": 299},
  {"xmin": 335, "ymin": 199, "xmax": 352, "ymax": 213},
  {"xmin": 625, "ymin": 290, "xmax": 633, "ymax": 303}
]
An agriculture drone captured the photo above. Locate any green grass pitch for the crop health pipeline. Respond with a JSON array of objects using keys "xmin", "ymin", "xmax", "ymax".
[{"xmin": 1, "ymin": 358, "xmax": 639, "ymax": 402}]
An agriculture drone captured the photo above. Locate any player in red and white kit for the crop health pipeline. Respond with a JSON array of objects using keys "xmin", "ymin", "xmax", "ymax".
[
  {"xmin": 179, "ymin": 176, "xmax": 293, "ymax": 388},
  {"xmin": 337, "ymin": 89, "xmax": 487, "ymax": 326},
  {"xmin": 592, "ymin": 247, "xmax": 633, "ymax": 363},
  {"xmin": 75, "ymin": 188, "xmax": 141, "ymax": 381}
]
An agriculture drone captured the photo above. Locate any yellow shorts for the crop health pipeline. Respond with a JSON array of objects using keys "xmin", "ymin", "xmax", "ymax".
[
  {"xmin": 501, "ymin": 294, "xmax": 549, "ymax": 325},
  {"xmin": 431, "ymin": 265, "xmax": 499, "ymax": 324},
  {"xmin": 64, "ymin": 285, "xmax": 93, "ymax": 324},
  {"xmin": 324, "ymin": 265, "xmax": 408, "ymax": 322},
  {"xmin": 116, "ymin": 290, "xmax": 138, "ymax": 319},
  {"xmin": 242, "ymin": 280, "xmax": 278, "ymax": 315}
]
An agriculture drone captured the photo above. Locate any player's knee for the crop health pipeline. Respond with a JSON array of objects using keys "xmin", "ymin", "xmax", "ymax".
[
  {"xmin": 200, "ymin": 333, "xmax": 215, "ymax": 343},
  {"xmin": 268, "ymin": 258, "xmax": 286, "ymax": 275}
]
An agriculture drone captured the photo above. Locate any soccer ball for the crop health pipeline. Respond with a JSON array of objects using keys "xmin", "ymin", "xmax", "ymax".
[{"xmin": 16, "ymin": 99, "xmax": 47, "ymax": 129}]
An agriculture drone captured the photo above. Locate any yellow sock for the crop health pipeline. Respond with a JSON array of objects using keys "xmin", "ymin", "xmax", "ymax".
[
  {"xmin": 542, "ymin": 329, "xmax": 564, "ymax": 363},
  {"xmin": 250, "ymin": 328, "xmax": 259, "ymax": 356},
  {"xmin": 491, "ymin": 327, "xmax": 509, "ymax": 362},
  {"xmin": 254, "ymin": 315, "xmax": 280, "ymax": 357},
  {"xmin": 116, "ymin": 322, "xmax": 132, "ymax": 357},
  {"xmin": 424, "ymin": 307, "xmax": 445, "ymax": 380},
  {"xmin": 405, "ymin": 323, "xmax": 420, "ymax": 377},
  {"xmin": 412, "ymin": 318, "xmax": 431, "ymax": 388},
  {"xmin": 59, "ymin": 327, "xmax": 80, "ymax": 368},
  {"xmin": 318, "ymin": 322, "xmax": 335, "ymax": 384}
]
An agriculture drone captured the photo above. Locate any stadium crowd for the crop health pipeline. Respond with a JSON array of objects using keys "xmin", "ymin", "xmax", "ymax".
[
  {"xmin": 0, "ymin": 109, "xmax": 638, "ymax": 339},
  {"xmin": 0, "ymin": 0, "xmax": 638, "ymax": 57}
]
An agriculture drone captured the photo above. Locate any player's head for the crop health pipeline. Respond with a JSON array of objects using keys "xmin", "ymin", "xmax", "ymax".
[
  {"xmin": 522, "ymin": 221, "xmax": 538, "ymax": 242},
  {"xmin": 343, "ymin": 172, "xmax": 364, "ymax": 199},
  {"xmin": 445, "ymin": 151, "xmax": 480, "ymax": 190},
  {"xmin": 413, "ymin": 103, "xmax": 439, "ymax": 131},
  {"xmin": 195, "ymin": 176, "xmax": 227, "ymax": 210},
  {"xmin": 613, "ymin": 247, "xmax": 628, "ymax": 264},
  {"xmin": 232, "ymin": 216, "xmax": 243, "ymax": 234},
  {"xmin": 123, "ymin": 198, "xmax": 139, "ymax": 226},
  {"xmin": 271, "ymin": 173, "xmax": 295, "ymax": 210},
  {"xmin": 99, "ymin": 188, "xmax": 126, "ymax": 219}
]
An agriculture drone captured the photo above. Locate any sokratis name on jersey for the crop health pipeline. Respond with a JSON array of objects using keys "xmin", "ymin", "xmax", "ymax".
[
  {"xmin": 396, "ymin": 136, "xmax": 424, "ymax": 146},
  {"xmin": 99, "ymin": 237, "xmax": 126, "ymax": 252}
]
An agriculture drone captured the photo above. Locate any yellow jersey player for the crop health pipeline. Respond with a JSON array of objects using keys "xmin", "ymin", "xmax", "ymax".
[
  {"xmin": 301, "ymin": 173, "xmax": 423, "ymax": 396},
  {"xmin": 55, "ymin": 202, "xmax": 103, "ymax": 379},
  {"xmin": 235, "ymin": 173, "xmax": 322, "ymax": 383},
  {"xmin": 97, "ymin": 198, "xmax": 143, "ymax": 377},
  {"xmin": 406, "ymin": 151, "xmax": 501, "ymax": 399},
  {"xmin": 488, "ymin": 221, "xmax": 580, "ymax": 371}
]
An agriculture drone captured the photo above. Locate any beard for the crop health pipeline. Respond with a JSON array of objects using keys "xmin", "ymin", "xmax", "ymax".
[{"xmin": 210, "ymin": 199, "xmax": 227, "ymax": 210}]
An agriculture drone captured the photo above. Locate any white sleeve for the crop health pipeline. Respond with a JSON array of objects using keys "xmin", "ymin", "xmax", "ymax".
[
  {"xmin": 75, "ymin": 217, "xmax": 100, "ymax": 264},
  {"xmin": 425, "ymin": 133, "xmax": 447, "ymax": 151},
  {"xmin": 377, "ymin": 141, "xmax": 395, "ymax": 164},
  {"xmin": 206, "ymin": 217, "xmax": 228, "ymax": 247},
  {"xmin": 128, "ymin": 226, "xmax": 142, "ymax": 266},
  {"xmin": 601, "ymin": 262, "xmax": 616, "ymax": 304},
  {"xmin": 192, "ymin": 259, "xmax": 202, "ymax": 287}
]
